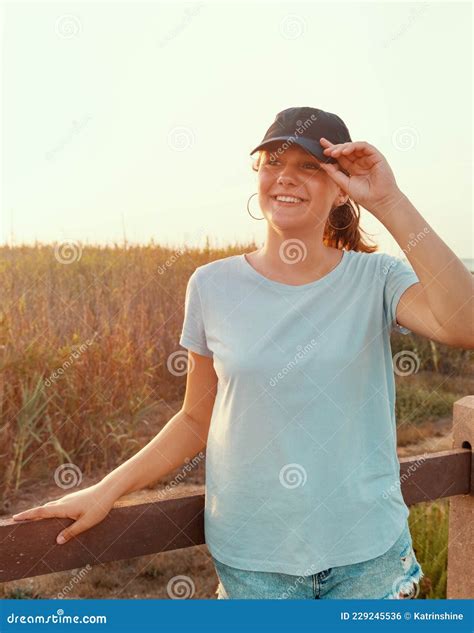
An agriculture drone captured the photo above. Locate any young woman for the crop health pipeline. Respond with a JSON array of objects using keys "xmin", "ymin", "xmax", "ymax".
[{"xmin": 13, "ymin": 107, "xmax": 473, "ymax": 600}]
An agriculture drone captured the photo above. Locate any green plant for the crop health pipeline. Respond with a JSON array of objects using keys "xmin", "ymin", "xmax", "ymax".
[{"xmin": 409, "ymin": 500, "xmax": 449, "ymax": 599}]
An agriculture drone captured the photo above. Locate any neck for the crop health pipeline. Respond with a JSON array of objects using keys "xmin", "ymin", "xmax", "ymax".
[{"xmin": 256, "ymin": 226, "xmax": 336, "ymax": 280}]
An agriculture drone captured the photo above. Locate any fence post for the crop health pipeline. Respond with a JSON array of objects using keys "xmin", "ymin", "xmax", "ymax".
[{"xmin": 447, "ymin": 395, "xmax": 474, "ymax": 598}]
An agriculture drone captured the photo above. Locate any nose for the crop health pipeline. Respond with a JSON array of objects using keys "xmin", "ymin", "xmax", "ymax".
[
  {"xmin": 277, "ymin": 171, "xmax": 298, "ymax": 186},
  {"xmin": 277, "ymin": 175, "xmax": 296, "ymax": 186},
  {"xmin": 275, "ymin": 162, "xmax": 300, "ymax": 186}
]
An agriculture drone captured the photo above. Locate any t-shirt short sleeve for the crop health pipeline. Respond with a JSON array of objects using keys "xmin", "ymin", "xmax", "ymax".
[
  {"xmin": 179, "ymin": 270, "xmax": 213, "ymax": 357},
  {"xmin": 382, "ymin": 254, "xmax": 420, "ymax": 335}
]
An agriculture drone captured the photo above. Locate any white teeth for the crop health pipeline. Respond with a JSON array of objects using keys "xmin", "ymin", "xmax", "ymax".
[{"xmin": 275, "ymin": 196, "xmax": 303, "ymax": 203}]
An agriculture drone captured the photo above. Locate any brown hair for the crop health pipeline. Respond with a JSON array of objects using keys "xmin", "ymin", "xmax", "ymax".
[{"xmin": 251, "ymin": 150, "xmax": 378, "ymax": 254}]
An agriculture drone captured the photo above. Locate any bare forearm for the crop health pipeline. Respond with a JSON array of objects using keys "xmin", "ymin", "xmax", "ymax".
[
  {"xmin": 376, "ymin": 190, "xmax": 474, "ymax": 338},
  {"xmin": 97, "ymin": 409, "xmax": 208, "ymax": 501}
]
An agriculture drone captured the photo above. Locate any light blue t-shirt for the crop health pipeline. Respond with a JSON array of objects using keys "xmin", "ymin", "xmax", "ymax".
[{"xmin": 179, "ymin": 248, "xmax": 420, "ymax": 575}]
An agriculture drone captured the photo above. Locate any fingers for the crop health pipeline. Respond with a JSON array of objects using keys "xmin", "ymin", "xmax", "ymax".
[
  {"xmin": 319, "ymin": 153, "xmax": 352, "ymax": 176},
  {"xmin": 320, "ymin": 139, "xmax": 380, "ymax": 174},
  {"xmin": 12, "ymin": 503, "xmax": 68, "ymax": 521},
  {"xmin": 12, "ymin": 506, "xmax": 47, "ymax": 521},
  {"xmin": 56, "ymin": 516, "xmax": 89, "ymax": 545},
  {"xmin": 12, "ymin": 506, "xmax": 85, "ymax": 545},
  {"xmin": 327, "ymin": 153, "xmax": 354, "ymax": 172},
  {"xmin": 320, "ymin": 139, "xmax": 375, "ymax": 157},
  {"xmin": 319, "ymin": 137, "xmax": 333, "ymax": 146},
  {"xmin": 318, "ymin": 160, "xmax": 350, "ymax": 191}
]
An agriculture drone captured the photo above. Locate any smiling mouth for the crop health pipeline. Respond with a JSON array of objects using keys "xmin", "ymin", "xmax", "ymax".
[{"xmin": 271, "ymin": 195, "xmax": 308, "ymax": 204}]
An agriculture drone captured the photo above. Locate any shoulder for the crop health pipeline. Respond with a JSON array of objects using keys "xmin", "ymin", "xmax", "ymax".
[
  {"xmin": 345, "ymin": 249, "xmax": 413, "ymax": 284},
  {"xmin": 345, "ymin": 249, "xmax": 387, "ymax": 270},
  {"xmin": 347, "ymin": 250, "xmax": 417, "ymax": 286},
  {"xmin": 191, "ymin": 254, "xmax": 241, "ymax": 283}
]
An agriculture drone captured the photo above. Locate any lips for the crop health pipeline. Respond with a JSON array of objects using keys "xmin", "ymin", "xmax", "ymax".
[{"xmin": 271, "ymin": 195, "xmax": 308, "ymax": 204}]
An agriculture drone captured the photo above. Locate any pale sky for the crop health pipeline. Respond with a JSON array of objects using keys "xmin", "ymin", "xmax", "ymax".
[{"xmin": 1, "ymin": 1, "xmax": 472, "ymax": 259}]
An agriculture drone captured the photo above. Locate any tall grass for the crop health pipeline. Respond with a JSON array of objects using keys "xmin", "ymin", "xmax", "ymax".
[
  {"xmin": 409, "ymin": 500, "xmax": 449, "ymax": 599},
  {"xmin": 0, "ymin": 242, "xmax": 253, "ymax": 502}
]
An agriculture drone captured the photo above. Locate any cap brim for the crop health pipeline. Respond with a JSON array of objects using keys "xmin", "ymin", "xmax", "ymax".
[{"xmin": 249, "ymin": 136, "xmax": 336, "ymax": 164}]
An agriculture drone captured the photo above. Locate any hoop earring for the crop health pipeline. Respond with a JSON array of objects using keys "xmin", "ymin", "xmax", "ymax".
[
  {"xmin": 247, "ymin": 193, "xmax": 265, "ymax": 220},
  {"xmin": 327, "ymin": 202, "xmax": 354, "ymax": 231}
]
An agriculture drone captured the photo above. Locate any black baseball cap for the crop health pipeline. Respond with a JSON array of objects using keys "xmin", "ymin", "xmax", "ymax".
[{"xmin": 249, "ymin": 106, "xmax": 352, "ymax": 164}]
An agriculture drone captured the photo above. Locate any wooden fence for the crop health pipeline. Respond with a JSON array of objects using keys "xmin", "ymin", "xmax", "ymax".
[{"xmin": 1, "ymin": 396, "xmax": 472, "ymax": 598}]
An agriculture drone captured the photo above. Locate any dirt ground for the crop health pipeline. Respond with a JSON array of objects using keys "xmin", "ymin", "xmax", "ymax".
[{"xmin": 396, "ymin": 415, "xmax": 453, "ymax": 457}]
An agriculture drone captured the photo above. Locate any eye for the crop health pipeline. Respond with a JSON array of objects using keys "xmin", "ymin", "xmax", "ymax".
[
  {"xmin": 267, "ymin": 158, "xmax": 279, "ymax": 166},
  {"xmin": 303, "ymin": 162, "xmax": 319, "ymax": 170}
]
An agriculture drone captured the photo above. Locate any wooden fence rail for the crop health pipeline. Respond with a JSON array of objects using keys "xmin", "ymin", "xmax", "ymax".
[{"xmin": 1, "ymin": 396, "xmax": 472, "ymax": 598}]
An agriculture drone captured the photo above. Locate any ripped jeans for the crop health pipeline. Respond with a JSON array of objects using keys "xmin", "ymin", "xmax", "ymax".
[{"xmin": 212, "ymin": 521, "xmax": 424, "ymax": 600}]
